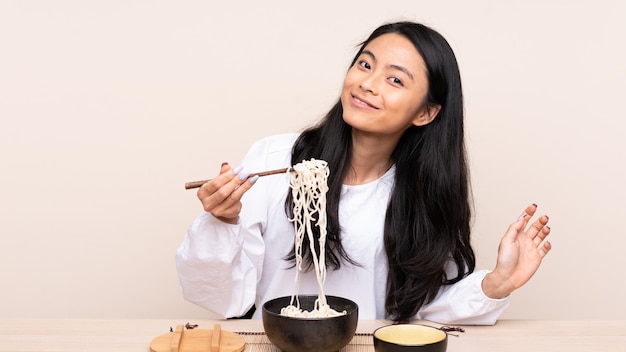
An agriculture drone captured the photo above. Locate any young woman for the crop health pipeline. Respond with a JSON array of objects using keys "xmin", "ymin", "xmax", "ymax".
[{"xmin": 176, "ymin": 21, "xmax": 552, "ymax": 324}]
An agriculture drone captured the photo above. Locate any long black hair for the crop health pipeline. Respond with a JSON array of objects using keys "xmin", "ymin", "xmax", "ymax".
[{"xmin": 285, "ymin": 21, "xmax": 474, "ymax": 322}]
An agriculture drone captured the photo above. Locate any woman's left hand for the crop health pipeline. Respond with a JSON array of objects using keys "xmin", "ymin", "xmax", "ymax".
[{"xmin": 482, "ymin": 204, "xmax": 552, "ymax": 299}]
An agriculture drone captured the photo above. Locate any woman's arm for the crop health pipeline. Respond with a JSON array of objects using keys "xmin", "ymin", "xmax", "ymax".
[
  {"xmin": 175, "ymin": 212, "xmax": 262, "ymax": 318},
  {"xmin": 416, "ymin": 204, "xmax": 552, "ymax": 325},
  {"xmin": 415, "ymin": 270, "xmax": 509, "ymax": 325},
  {"xmin": 175, "ymin": 133, "xmax": 298, "ymax": 318}
]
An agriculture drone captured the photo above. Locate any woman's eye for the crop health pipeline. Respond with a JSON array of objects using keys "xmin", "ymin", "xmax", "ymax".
[
  {"xmin": 358, "ymin": 60, "xmax": 371, "ymax": 70},
  {"xmin": 389, "ymin": 77, "xmax": 404, "ymax": 86}
]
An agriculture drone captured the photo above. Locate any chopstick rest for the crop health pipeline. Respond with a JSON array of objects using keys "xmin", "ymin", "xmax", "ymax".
[{"xmin": 149, "ymin": 324, "xmax": 245, "ymax": 352}]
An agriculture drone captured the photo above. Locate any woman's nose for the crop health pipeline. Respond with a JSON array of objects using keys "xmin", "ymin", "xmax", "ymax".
[{"xmin": 359, "ymin": 74, "xmax": 379, "ymax": 95}]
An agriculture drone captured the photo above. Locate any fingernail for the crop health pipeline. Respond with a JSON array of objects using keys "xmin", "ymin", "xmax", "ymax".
[
  {"xmin": 232, "ymin": 165, "xmax": 243, "ymax": 174},
  {"xmin": 532, "ymin": 203, "xmax": 538, "ymax": 207},
  {"xmin": 248, "ymin": 175, "xmax": 260, "ymax": 184},
  {"xmin": 221, "ymin": 162, "xmax": 229, "ymax": 167},
  {"xmin": 517, "ymin": 213, "xmax": 528, "ymax": 221},
  {"xmin": 238, "ymin": 171, "xmax": 250, "ymax": 181}
]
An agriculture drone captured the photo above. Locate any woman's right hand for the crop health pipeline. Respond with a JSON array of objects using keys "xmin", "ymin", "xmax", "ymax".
[{"xmin": 197, "ymin": 162, "xmax": 259, "ymax": 224}]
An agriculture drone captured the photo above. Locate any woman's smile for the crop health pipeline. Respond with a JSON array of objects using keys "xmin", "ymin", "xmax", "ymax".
[{"xmin": 350, "ymin": 93, "xmax": 379, "ymax": 110}]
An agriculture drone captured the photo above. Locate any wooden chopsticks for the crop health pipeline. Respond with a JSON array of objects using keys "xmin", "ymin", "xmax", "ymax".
[{"xmin": 184, "ymin": 167, "xmax": 290, "ymax": 190}]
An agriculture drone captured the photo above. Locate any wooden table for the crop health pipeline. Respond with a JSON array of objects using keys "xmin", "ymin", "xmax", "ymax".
[{"xmin": 0, "ymin": 319, "xmax": 624, "ymax": 352}]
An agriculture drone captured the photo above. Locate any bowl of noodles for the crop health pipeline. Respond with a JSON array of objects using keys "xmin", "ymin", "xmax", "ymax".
[
  {"xmin": 262, "ymin": 294, "xmax": 359, "ymax": 352},
  {"xmin": 262, "ymin": 159, "xmax": 358, "ymax": 351}
]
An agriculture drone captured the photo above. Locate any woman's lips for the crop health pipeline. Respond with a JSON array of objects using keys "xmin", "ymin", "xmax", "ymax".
[{"xmin": 351, "ymin": 94, "xmax": 379, "ymax": 109}]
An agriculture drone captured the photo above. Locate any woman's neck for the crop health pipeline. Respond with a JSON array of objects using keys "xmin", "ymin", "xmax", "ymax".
[{"xmin": 344, "ymin": 132, "xmax": 396, "ymax": 185}]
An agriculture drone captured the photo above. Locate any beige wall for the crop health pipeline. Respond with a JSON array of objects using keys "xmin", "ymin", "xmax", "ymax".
[{"xmin": 1, "ymin": 0, "xmax": 624, "ymax": 320}]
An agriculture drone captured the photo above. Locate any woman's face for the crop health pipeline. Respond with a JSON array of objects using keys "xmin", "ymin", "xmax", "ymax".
[{"xmin": 341, "ymin": 33, "xmax": 438, "ymax": 139}]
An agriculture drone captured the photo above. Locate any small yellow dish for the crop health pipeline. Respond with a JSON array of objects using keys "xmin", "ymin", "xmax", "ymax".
[{"xmin": 373, "ymin": 324, "xmax": 447, "ymax": 352}]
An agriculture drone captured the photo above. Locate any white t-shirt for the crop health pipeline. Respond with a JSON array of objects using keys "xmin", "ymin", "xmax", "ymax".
[{"xmin": 176, "ymin": 133, "xmax": 508, "ymax": 324}]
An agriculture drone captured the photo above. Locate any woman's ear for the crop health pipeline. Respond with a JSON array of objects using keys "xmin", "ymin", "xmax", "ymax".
[{"xmin": 412, "ymin": 103, "xmax": 441, "ymax": 127}]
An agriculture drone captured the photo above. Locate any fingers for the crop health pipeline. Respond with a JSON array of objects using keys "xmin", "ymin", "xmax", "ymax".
[
  {"xmin": 197, "ymin": 164, "xmax": 259, "ymax": 220},
  {"xmin": 503, "ymin": 203, "xmax": 546, "ymax": 242},
  {"xmin": 516, "ymin": 203, "xmax": 537, "ymax": 223},
  {"xmin": 539, "ymin": 239, "xmax": 552, "ymax": 256},
  {"xmin": 518, "ymin": 203, "xmax": 552, "ymax": 254},
  {"xmin": 530, "ymin": 216, "xmax": 550, "ymax": 246},
  {"xmin": 501, "ymin": 204, "xmax": 535, "ymax": 241},
  {"xmin": 196, "ymin": 163, "xmax": 237, "ymax": 198},
  {"xmin": 504, "ymin": 203, "xmax": 537, "ymax": 237}
]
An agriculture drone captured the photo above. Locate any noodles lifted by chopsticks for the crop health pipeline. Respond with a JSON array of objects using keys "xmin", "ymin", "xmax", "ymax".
[{"xmin": 280, "ymin": 159, "xmax": 346, "ymax": 318}]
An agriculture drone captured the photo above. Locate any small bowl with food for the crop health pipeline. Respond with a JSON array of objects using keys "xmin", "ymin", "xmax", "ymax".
[
  {"xmin": 262, "ymin": 294, "xmax": 359, "ymax": 352},
  {"xmin": 373, "ymin": 324, "xmax": 448, "ymax": 352}
]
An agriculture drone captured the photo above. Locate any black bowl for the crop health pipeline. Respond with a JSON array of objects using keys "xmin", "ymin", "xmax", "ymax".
[
  {"xmin": 262, "ymin": 295, "xmax": 359, "ymax": 352},
  {"xmin": 373, "ymin": 324, "xmax": 448, "ymax": 352}
]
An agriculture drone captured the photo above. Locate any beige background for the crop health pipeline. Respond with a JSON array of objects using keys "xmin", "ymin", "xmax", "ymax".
[{"xmin": 1, "ymin": 0, "xmax": 624, "ymax": 320}]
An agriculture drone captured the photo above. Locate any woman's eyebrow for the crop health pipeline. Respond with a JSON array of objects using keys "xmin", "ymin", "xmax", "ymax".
[
  {"xmin": 360, "ymin": 50, "xmax": 414, "ymax": 81},
  {"xmin": 389, "ymin": 64, "xmax": 414, "ymax": 81},
  {"xmin": 361, "ymin": 50, "xmax": 376, "ymax": 61}
]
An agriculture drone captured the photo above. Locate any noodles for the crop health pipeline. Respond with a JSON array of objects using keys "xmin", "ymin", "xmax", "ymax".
[{"xmin": 280, "ymin": 159, "xmax": 346, "ymax": 318}]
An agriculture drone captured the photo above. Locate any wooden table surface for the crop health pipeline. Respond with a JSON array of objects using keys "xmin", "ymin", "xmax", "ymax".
[{"xmin": 0, "ymin": 318, "xmax": 624, "ymax": 352}]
